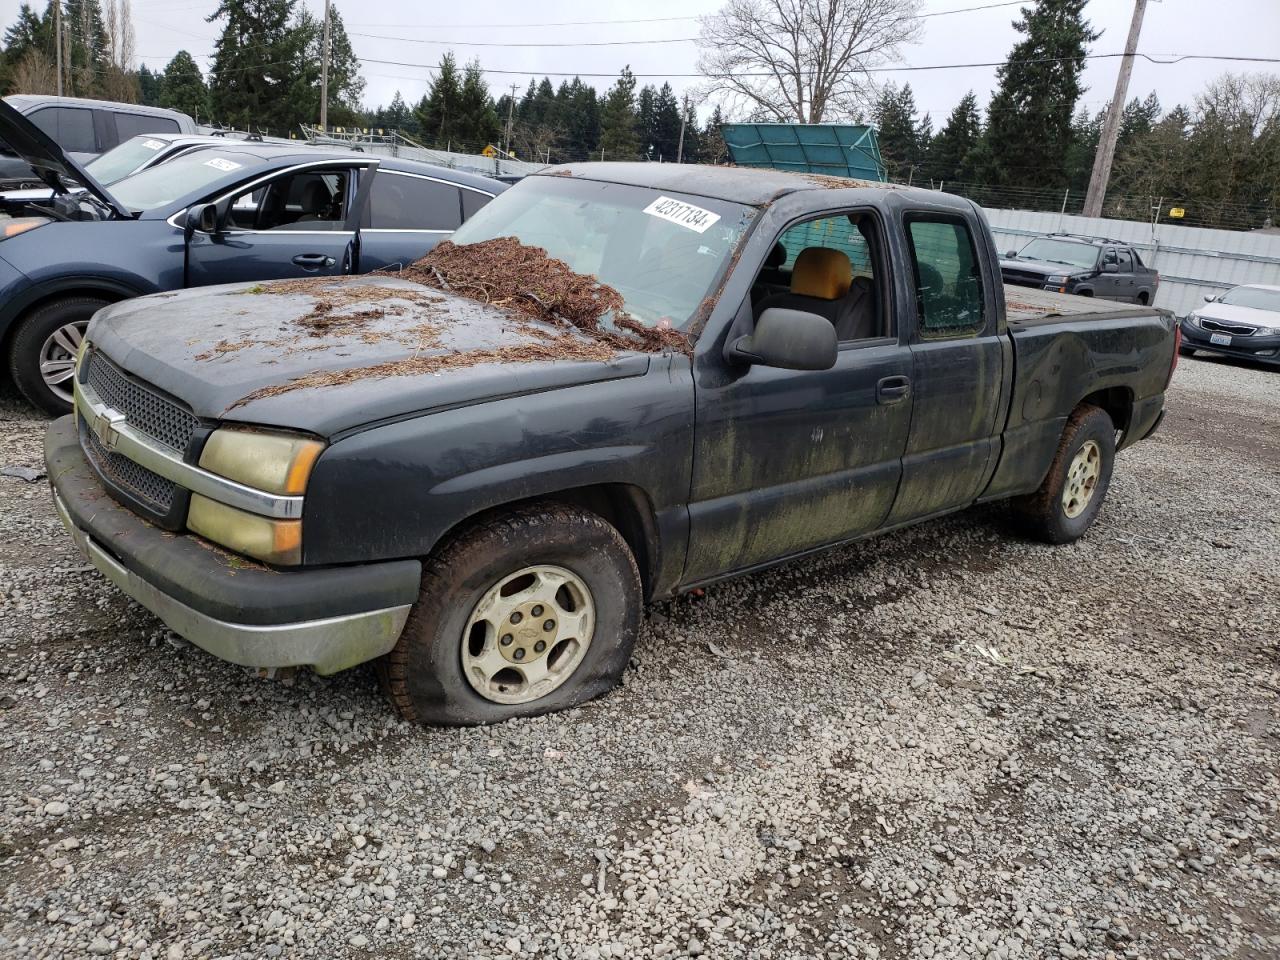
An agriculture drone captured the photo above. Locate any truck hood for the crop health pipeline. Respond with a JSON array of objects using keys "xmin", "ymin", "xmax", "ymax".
[
  {"xmin": 1000, "ymin": 258, "xmax": 1082, "ymax": 278},
  {"xmin": 0, "ymin": 100, "xmax": 129, "ymax": 219},
  {"xmin": 87, "ymin": 277, "xmax": 652, "ymax": 437}
]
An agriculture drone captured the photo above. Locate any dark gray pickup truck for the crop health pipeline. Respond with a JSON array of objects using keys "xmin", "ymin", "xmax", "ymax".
[
  {"xmin": 46, "ymin": 164, "xmax": 1179, "ymax": 725},
  {"xmin": 1001, "ymin": 233, "xmax": 1160, "ymax": 304}
]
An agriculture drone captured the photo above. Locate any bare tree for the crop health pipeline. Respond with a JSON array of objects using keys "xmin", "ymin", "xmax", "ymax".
[
  {"xmin": 103, "ymin": 0, "xmax": 140, "ymax": 103},
  {"xmin": 11, "ymin": 51, "xmax": 59, "ymax": 96},
  {"xmin": 696, "ymin": 0, "xmax": 923, "ymax": 123}
]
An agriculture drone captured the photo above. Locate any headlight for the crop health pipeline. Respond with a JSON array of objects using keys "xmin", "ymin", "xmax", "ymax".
[
  {"xmin": 1255, "ymin": 324, "xmax": 1280, "ymax": 337},
  {"xmin": 0, "ymin": 217, "xmax": 49, "ymax": 240},
  {"xmin": 187, "ymin": 427, "xmax": 324, "ymax": 565},
  {"xmin": 198, "ymin": 427, "xmax": 324, "ymax": 495},
  {"xmin": 1046, "ymin": 275, "xmax": 1070, "ymax": 284},
  {"xmin": 187, "ymin": 495, "xmax": 302, "ymax": 565},
  {"xmin": 1185, "ymin": 314, "xmax": 1202, "ymax": 328}
]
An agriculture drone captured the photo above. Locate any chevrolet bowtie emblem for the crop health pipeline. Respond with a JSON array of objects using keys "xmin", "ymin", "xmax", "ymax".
[{"xmin": 92, "ymin": 409, "xmax": 127, "ymax": 452}]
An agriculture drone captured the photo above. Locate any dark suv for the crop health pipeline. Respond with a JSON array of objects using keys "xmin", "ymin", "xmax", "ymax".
[{"xmin": 1001, "ymin": 233, "xmax": 1160, "ymax": 304}]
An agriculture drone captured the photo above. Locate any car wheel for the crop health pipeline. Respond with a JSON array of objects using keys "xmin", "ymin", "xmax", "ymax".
[
  {"xmin": 1010, "ymin": 403, "xmax": 1115, "ymax": 545},
  {"xmin": 1178, "ymin": 346, "xmax": 1195, "ymax": 358},
  {"xmin": 7, "ymin": 297, "xmax": 108, "ymax": 416},
  {"xmin": 379, "ymin": 504, "xmax": 642, "ymax": 726}
]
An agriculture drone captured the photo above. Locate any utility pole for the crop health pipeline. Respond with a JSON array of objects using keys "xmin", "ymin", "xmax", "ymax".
[
  {"xmin": 319, "ymin": 0, "xmax": 332, "ymax": 130},
  {"xmin": 676, "ymin": 95, "xmax": 688, "ymax": 163},
  {"xmin": 503, "ymin": 83, "xmax": 518, "ymax": 156},
  {"xmin": 1083, "ymin": 0, "xmax": 1148, "ymax": 218},
  {"xmin": 54, "ymin": 1, "xmax": 63, "ymax": 97}
]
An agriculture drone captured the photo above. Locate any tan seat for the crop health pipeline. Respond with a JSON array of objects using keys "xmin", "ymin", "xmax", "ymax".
[{"xmin": 755, "ymin": 247, "xmax": 876, "ymax": 339}]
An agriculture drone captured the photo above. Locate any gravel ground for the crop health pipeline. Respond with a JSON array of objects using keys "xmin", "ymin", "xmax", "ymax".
[{"xmin": 0, "ymin": 355, "xmax": 1277, "ymax": 960}]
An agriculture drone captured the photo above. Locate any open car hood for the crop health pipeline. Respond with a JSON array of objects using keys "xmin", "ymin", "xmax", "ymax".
[{"xmin": 0, "ymin": 100, "xmax": 129, "ymax": 219}]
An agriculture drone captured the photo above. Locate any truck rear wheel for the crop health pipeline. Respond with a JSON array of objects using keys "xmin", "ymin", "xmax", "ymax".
[
  {"xmin": 379, "ymin": 504, "xmax": 641, "ymax": 726},
  {"xmin": 1011, "ymin": 403, "xmax": 1115, "ymax": 544}
]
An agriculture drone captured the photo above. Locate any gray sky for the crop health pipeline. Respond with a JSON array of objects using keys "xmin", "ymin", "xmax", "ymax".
[{"xmin": 48, "ymin": 0, "xmax": 1280, "ymax": 123}]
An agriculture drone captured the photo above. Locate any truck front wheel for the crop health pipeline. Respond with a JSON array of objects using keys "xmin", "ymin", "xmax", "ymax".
[
  {"xmin": 379, "ymin": 504, "xmax": 642, "ymax": 726},
  {"xmin": 1011, "ymin": 403, "xmax": 1115, "ymax": 544}
]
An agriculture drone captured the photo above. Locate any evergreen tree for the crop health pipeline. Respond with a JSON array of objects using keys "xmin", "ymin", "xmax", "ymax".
[
  {"xmin": 559, "ymin": 77, "xmax": 601, "ymax": 159},
  {"xmin": 599, "ymin": 65, "xmax": 640, "ymax": 161},
  {"xmin": 137, "ymin": 63, "xmax": 161, "ymax": 105},
  {"xmin": 984, "ymin": 0, "xmax": 1100, "ymax": 188},
  {"xmin": 384, "ymin": 90, "xmax": 411, "ymax": 131},
  {"xmin": 701, "ymin": 104, "xmax": 729, "ymax": 165},
  {"xmin": 415, "ymin": 51, "xmax": 462, "ymax": 144},
  {"xmin": 677, "ymin": 97, "xmax": 701, "ymax": 162},
  {"xmin": 3, "ymin": 4, "xmax": 51, "ymax": 65},
  {"xmin": 929, "ymin": 91, "xmax": 983, "ymax": 185},
  {"xmin": 65, "ymin": 0, "xmax": 110, "ymax": 97},
  {"xmin": 159, "ymin": 50, "xmax": 208, "ymax": 121},
  {"xmin": 207, "ymin": 0, "xmax": 311, "ymax": 131},
  {"xmin": 873, "ymin": 83, "xmax": 921, "ymax": 181},
  {"xmin": 652, "ymin": 82, "xmax": 682, "ymax": 161},
  {"xmin": 1063, "ymin": 105, "xmax": 1102, "ymax": 193},
  {"xmin": 636, "ymin": 84, "xmax": 657, "ymax": 158},
  {"xmin": 455, "ymin": 59, "xmax": 500, "ymax": 149}
]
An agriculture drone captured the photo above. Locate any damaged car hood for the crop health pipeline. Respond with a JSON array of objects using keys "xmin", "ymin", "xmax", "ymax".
[{"xmin": 87, "ymin": 276, "xmax": 652, "ymax": 437}]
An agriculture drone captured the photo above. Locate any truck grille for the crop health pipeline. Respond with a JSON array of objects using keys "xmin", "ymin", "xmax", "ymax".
[
  {"xmin": 79, "ymin": 414, "xmax": 177, "ymax": 511},
  {"xmin": 1199, "ymin": 318, "xmax": 1257, "ymax": 337},
  {"xmin": 1003, "ymin": 269, "xmax": 1051, "ymax": 287},
  {"xmin": 86, "ymin": 352, "xmax": 199, "ymax": 452}
]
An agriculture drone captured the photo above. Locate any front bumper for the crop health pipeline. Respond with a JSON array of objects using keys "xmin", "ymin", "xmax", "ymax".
[
  {"xmin": 1180, "ymin": 319, "xmax": 1280, "ymax": 366},
  {"xmin": 46, "ymin": 416, "xmax": 421, "ymax": 674}
]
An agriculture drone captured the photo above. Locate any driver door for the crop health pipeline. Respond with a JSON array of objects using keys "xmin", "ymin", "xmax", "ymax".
[{"xmin": 185, "ymin": 163, "xmax": 369, "ymax": 288}]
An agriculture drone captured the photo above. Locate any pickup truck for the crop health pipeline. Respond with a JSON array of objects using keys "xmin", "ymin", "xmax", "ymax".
[
  {"xmin": 45, "ymin": 164, "xmax": 1179, "ymax": 726},
  {"xmin": 1001, "ymin": 233, "xmax": 1160, "ymax": 304}
]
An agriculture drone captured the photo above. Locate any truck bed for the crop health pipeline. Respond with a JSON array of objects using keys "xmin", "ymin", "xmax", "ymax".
[{"xmin": 1003, "ymin": 285, "xmax": 1161, "ymax": 326}]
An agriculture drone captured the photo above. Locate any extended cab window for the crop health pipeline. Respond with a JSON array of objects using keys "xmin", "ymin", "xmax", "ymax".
[
  {"xmin": 366, "ymin": 172, "xmax": 462, "ymax": 230},
  {"xmin": 1116, "ymin": 249, "xmax": 1134, "ymax": 271},
  {"xmin": 114, "ymin": 112, "xmax": 181, "ymax": 140},
  {"xmin": 906, "ymin": 217, "xmax": 985, "ymax": 338},
  {"xmin": 28, "ymin": 106, "xmax": 96, "ymax": 154},
  {"xmin": 751, "ymin": 211, "xmax": 886, "ymax": 341}
]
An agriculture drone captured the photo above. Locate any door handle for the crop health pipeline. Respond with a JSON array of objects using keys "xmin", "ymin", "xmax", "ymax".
[
  {"xmin": 877, "ymin": 375, "xmax": 911, "ymax": 404},
  {"xmin": 293, "ymin": 253, "xmax": 335, "ymax": 269}
]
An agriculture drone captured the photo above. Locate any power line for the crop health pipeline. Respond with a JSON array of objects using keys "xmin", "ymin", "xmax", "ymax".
[{"xmin": 348, "ymin": 33, "xmax": 699, "ymax": 48}]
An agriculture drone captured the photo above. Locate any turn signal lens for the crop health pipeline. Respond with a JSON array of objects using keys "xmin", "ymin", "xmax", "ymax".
[
  {"xmin": 198, "ymin": 428, "xmax": 324, "ymax": 495},
  {"xmin": 0, "ymin": 217, "xmax": 49, "ymax": 240},
  {"xmin": 187, "ymin": 495, "xmax": 302, "ymax": 565}
]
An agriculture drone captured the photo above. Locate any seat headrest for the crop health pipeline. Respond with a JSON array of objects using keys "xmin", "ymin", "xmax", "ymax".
[
  {"xmin": 791, "ymin": 247, "xmax": 852, "ymax": 300},
  {"xmin": 298, "ymin": 179, "xmax": 329, "ymax": 210},
  {"xmin": 766, "ymin": 242, "xmax": 787, "ymax": 269}
]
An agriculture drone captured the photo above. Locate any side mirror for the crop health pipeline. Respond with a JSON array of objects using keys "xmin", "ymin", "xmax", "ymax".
[
  {"xmin": 185, "ymin": 202, "xmax": 221, "ymax": 239},
  {"xmin": 1203, "ymin": 293, "xmax": 1217, "ymax": 302},
  {"xmin": 1101, "ymin": 262, "xmax": 1119, "ymax": 273},
  {"xmin": 1004, "ymin": 250, "xmax": 1017, "ymax": 259},
  {"xmin": 728, "ymin": 308, "xmax": 837, "ymax": 371}
]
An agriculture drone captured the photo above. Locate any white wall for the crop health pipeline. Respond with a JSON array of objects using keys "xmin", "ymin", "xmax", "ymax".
[{"xmin": 982, "ymin": 208, "xmax": 1280, "ymax": 318}]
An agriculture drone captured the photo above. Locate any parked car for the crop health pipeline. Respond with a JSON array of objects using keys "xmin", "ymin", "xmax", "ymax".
[
  {"xmin": 45, "ymin": 163, "xmax": 1179, "ymax": 726},
  {"xmin": 0, "ymin": 131, "xmax": 266, "ymax": 213},
  {"xmin": 0, "ymin": 101, "xmax": 504, "ymax": 413},
  {"xmin": 1001, "ymin": 233, "xmax": 1160, "ymax": 304},
  {"xmin": 1179, "ymin": 283, "xmax": 1280, "ymax": 366},
  {"xmin": 0, "ymin": 95, "xmax": 196, "ymax": 188}
]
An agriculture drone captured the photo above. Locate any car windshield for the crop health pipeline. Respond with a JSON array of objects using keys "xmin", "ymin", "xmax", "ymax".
[
  {"xmin": 1016, "ymin": 238, "xmax": 1099, "ymax": 270},
  {"xmin": 449, "ymin": 176, "xmax": 757, "ymax": 329},
  {"xmin": 1218, "ymin": 286, "xmax": 1280, "ymax": 312},
  {"xmin": 85, "ymin": 135, "xmax": 171, "ymax": 185},
  {"xmin": 108, "ymin": 150, "xmax": 259, "ymax": 212}
]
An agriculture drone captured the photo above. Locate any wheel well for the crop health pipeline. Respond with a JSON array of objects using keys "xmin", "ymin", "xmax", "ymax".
[
  {"xmin": 1137, "ymin": 291, "xmax": 1150, "ymax": 305},
  {"xmin": 1079, "ymin": 386, "xmax": 1133, "ymax": 434},
  {"xmin": 437, "ymin": 484, "xmax": 660, "ymax": 600},
  {"xmin": 1077, "ymin": 288, "xmax": 1094, "ymax": 297},
  {"xmin": 0, "ymin": 287, "xmax": 125, "ymax": 360}
]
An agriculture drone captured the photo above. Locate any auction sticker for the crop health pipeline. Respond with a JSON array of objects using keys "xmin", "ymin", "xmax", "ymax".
[
  {"xmin": 142, "ymin": 139, "xmax": 165, "ymax": 151},
  {"xmin": 204, "ymin": 157, "xmax": 242, "ymax": 172},
  {"xmin": 643, "ymin": 195, "xmax": 721, "ymax": 233}
]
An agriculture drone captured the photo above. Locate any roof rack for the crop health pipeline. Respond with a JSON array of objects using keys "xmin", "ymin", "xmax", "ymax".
[{"xmin": 1046, "ymin": 232, "xmax": 1129, "ymax": 245}]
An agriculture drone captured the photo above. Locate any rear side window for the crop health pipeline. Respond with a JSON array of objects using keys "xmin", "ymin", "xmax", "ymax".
[
  {"xmin": 367, "ymin": 173, "xmax": 461, "ymax": 230},
  {"xmin": 461, "ymin": 188, "xmax": 492, "ymax": 221},
  {"xmin": 115, "ymin": 112, "xmax": 181, "ymax": 140},
  {"xmin": 27, "ymin": 106, "xmax": 96, "ymax": 154},
  {"xmin": 905, "ymin": 217, "xmax": 986, "ymax": 338},
  {"xmin": 1116, "ymin": 249, "xmax": 1134, "ymax": 271}
]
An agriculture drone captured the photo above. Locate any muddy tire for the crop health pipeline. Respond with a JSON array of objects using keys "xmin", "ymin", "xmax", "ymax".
[
  {"xmin": 1011, "ymin": 403, "xmax": 1115, "ymax": 545},
  {"xmin": 7, "ymin": 297, "xmax": 106, "ymax": 415},
  {"xmin": 379, "ymin": 504, "xmax": 641, "ymax": 726}
]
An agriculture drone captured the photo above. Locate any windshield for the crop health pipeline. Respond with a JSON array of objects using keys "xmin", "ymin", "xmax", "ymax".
[
  {"xmin": 449, "ymin": 176, "xmax": 756, "ymax": 329},
  {"xmin": 1218, "ymin": 286, "xmax": 1280, "ymax": 312},
  {"xmin": 1016, "ymin": 238, "xmax": 1099, "ymax": 270},
  {"xmin": 108, "ymin": 150, "xmax": 258, "ymax": 211},
  {"xmin": 85, "ymin": 135, "xmax": 170, "ymax": 185}
]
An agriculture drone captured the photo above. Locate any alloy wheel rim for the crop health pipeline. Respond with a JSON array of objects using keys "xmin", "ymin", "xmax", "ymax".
[
  {"xmin": 461, "ymin": 564, "xmax": 595, "ymax": 705},
  {"xmin": 39, "ymin": 320, "xmax": 87, "ymax": 404},
  {"xmin": 1061, "ymin": 440, "xmax": 1101, "ymax": 519}
]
